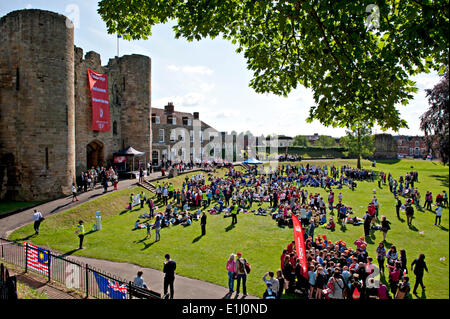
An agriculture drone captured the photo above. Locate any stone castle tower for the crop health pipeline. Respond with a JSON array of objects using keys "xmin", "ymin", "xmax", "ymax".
[{"xmin": 0, "ymin": 9, "xmax": 152, "ymax": 201}]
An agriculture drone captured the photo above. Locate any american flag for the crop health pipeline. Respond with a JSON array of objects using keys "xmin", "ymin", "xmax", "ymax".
[{"xmin": 24, "ymin": 242, "xmax": 50, "ymax": 275}]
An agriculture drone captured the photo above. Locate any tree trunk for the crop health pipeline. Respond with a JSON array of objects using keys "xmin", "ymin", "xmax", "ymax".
[{"xmin": 357, "ymin": 127, "xmax": 362, "ymax": 169}]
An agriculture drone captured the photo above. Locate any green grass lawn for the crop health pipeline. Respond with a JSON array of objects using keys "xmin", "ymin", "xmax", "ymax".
[
  {"xmin": 8, "ymin": 159, "xmax": 449, "ymax": 299},
  {"xmin": 0, "ymin": 200, "xmax": 46, "ymax": 216}
]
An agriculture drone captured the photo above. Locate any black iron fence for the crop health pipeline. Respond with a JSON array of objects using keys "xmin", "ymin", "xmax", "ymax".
[
  {"xmin": 0, "ymin": 263, "xmax": 17, "ymax": 299},
  {"xmin": 0, "ymin": 238, "xmax": 160, "ymax": 299}
]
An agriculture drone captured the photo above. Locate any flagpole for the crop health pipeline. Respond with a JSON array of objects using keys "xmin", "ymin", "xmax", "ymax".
[{"xmin": 117, "ymin": 35, "xmax": 119, "ymax": 57}]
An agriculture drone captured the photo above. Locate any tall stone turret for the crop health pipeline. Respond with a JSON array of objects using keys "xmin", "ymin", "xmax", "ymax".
[
  {"xmin": 0, "ymin": 9, "xmax": 75, "ymax": 200},
  {"xmin": 107, "ymin": 54, "xmax": 152, "ymax": 164}
]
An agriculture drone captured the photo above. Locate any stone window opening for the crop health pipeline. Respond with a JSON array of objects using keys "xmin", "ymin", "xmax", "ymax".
[
  {"xmin": 16, "ymin": 67, "xmax": 20, "ymax": 91},
  {"xmin": 113, "ymin": 121, "xmax": 118, "ymax": 135},
  {"xmin": 45, "ymin": 147, "xmax": 49, "ymax": 170}
]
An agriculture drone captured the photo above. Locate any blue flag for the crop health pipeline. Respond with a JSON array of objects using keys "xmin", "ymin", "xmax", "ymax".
[
  {"xmin": 117, "ymin": 34, "xmax": 122, "ymax": 38},
  {"xmin": 93, "ymin": 272, "xmax": 127, "ymax": 299}
]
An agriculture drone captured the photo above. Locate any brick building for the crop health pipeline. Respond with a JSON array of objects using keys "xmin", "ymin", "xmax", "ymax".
[
  {"xmin": 151, "ymin": 102, "xmax": 219, "ymax": 166},
  {"xmin": 394, "ymin": 135, "xmax": 428, "ymax": 158}
]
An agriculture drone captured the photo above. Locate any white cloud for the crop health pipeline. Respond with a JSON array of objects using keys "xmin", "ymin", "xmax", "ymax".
[
  {"xmin": 153, "ymin": 92, "xmax": 206, "ymax": 108},
  {"xmin": 167, "ymin": 64, "xmax": 213, "ymax": 75}
]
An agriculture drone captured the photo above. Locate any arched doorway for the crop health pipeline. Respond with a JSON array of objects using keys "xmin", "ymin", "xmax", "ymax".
[{"xmin": 86, "ymin": 140, "xmax": 105, "ymax": 169}]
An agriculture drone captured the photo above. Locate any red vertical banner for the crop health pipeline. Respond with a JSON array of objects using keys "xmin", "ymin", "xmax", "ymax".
[
  {"xmin": 87, "ymin": 68, "xmax": 110, "ymax": 131},
  {"xmin": 292, "ymin": 214, "xmax": 308, "ymax": 279}
]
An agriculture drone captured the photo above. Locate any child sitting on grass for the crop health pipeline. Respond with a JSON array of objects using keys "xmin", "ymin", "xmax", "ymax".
[{"xmin": 326, "ymin": 217, "xmax": 336, "ymax": 230}]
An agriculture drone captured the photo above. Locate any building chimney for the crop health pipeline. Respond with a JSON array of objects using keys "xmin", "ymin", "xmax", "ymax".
[
  {"xmin": 193, "ymin": 112, "xmax": 199, "ymax": 120},
  {"xmin": 165, "ymin": 102, "xmax": 174, "ymax": 114}
]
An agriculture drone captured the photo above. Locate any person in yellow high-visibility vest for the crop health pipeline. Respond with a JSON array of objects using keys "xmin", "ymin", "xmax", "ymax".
[
  {"xmin": 75, "ymin": 220, "xmax": 85, "ymax": 249},
  {"xmin": 231, "ymin": 202, "xmax": 238, "ymax": 225},
  {"xmin": 202, "ymin": 191, "xmax": 208, "ymax": 209},
  {"xmin": 168, "ymin": 183, "xmax": 174, "ymax": 199},
  {"xmin": 129, "ymin": 193, "xmax": 134, "ymax": 210}
]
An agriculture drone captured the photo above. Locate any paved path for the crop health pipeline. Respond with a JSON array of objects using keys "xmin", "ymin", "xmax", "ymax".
[{"xmin": 0, "ymin": 167, "xmax": 257, "ymax": 299}]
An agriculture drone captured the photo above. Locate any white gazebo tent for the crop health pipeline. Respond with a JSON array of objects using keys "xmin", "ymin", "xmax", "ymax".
[{"xmin": 114, "ymin": 146, "xmax": 145, "ymax": 172}]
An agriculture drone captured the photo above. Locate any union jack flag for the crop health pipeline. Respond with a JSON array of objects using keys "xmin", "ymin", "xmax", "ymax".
[{"xmin": 93, "ymin": 271, "xmax": 127, "ymax": 299}]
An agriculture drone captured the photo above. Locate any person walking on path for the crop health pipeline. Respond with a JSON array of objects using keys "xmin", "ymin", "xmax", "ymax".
[
  {"xmin": 235, "ymin": 252, "xmax": 249, "ymax": 297},
  {"xmin": 226, "ymin": 254, "xmax": 236, "ymax": 293},
  {"xmin": 32, "ymin": 209, "xmax": 44, "ymax": 235},
  {"xmin": 200, "ymin": 212, "xmax": 207, "ymax": 236},
  {"xmin": 75, "ymin": 220, "xmax": 85, "ymax": 249},
  {"xmin": 133, "ymin": 270, "xmax": 148, "ymax": 289},
  {"xmin": 72, "ymin": 183, "xmax": 79, "ymax": 202},
  {"xmin": 163, "ymin": 254, "xmax": 176, "ymax": 299},
  {"xmin": 411, "ymin": 253, "xmax": 428, "ymax": 295}
]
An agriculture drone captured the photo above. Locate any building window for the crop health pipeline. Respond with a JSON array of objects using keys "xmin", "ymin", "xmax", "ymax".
[
  {"xmin": 155, "ymin": 116, "xmax": 160, "ymax": 124},
  {"xmin": 152, "ymin": 150, "xmax": 159, "ymax": 164},
  {"xmin": 187, "ymin": 119, "xmax": 192, "ymax": 126},
  {"xmin": 415, "ymin": 141, "xmax": 419, "ymax": 147},
  {"xmin": 113, "ymin": 121, "xmax": 118, "ymax": 135},
  {"xmin": 409, "ymin": 148, "xmax": 413, "ymax": 155},
  {"xmin": 172, "ymin": 117, "xmax": 177, "ymax": 125},
  {"xmin": 170, "ymin": 129, "xmax": 176, "ymax": 142},
  {"xmin": 159, "ymin": 129, "xmax": 165, "ymax": 142}
]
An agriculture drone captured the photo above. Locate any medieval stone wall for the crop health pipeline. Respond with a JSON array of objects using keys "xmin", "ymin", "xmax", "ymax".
[
  {"xmin": 373, "ymin": 134, "xmax": 398, "ymax": 159},
  {"xmin": 74, "ymin": 47, "xmax": 122, "ymax": 175},
  {"xmin": 107, "ymin": 54, "xmax": 152, "ymax": 165},
  {"xmin": 0, "ymin": 9, "xmax": 75, "ymax": 201},
  {"xmin": 0, "ymin": 9, "xmax": 153, "ymax": 201}
]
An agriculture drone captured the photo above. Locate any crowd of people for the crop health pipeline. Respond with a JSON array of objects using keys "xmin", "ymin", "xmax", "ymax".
[
  {"xmin": 75, "ymin": 161, "xmax": 442, "ymax": 300},
  {"xmin": 256, "ymin": 236, "xmax": 429, "ymax": 299},
  {"xmin": 77, "ymin": 166, "xmax": 119, "ymax": 193}
]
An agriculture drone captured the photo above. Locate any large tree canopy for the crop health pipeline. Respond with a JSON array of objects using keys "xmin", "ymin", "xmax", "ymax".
[
  {"xmin": 98, "ymin": 0, "xmax": 449, "ymax": 131},
  {"xmin": 420, "ymin": 71, "xmax": 449, "ymax": 164}
]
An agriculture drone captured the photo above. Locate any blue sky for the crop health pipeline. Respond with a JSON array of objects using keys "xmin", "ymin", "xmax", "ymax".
[{"xmin": 0, "ymin": 1, "xmax": 442, "ymax": 137}]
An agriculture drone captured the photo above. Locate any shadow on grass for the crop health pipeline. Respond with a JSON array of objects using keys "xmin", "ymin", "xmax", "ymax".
[
  {"xmin": 49, "ymin": 202, "xmax": 72, "ymax": 214},
  {"xmin": 192, "ymin": 234, "xmax": 204, "ymax": 243},
  {"xmin": 397, "ymin": 216, "xmax": 405, "ymax": 223},
  {"xmin": 408, "ymin": 225, "xmax": 419, "ymax": 232},
  {"xmin": 437, "ymin": 225, "xmax": 449, "ymax": 232},
  {"xmin": 61, "ymin": 249, "xmax": 80, "ymax": 257},
  {"xmin": 13, "ymin": 233, "xmax": 37, "ymax": 242},
  {"xmin": 413, "ymin": 290, "xmax": 427, "ymax": 299},
  {"xmin": 140, "ymin": 240, "xmax": 157, "ymax": 251},
  {"xmin": 430, "ymin": 174, "xmax": 449, "ymax": 188},
  {"xmin": 339, "ymin": 224, "xmax": 347, "ymax": 232}
]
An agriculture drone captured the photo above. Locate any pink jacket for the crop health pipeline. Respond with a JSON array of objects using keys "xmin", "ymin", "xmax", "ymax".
[{"xmin": 226, "ymin": 259, "xmax": 236, "ymax": 273}]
